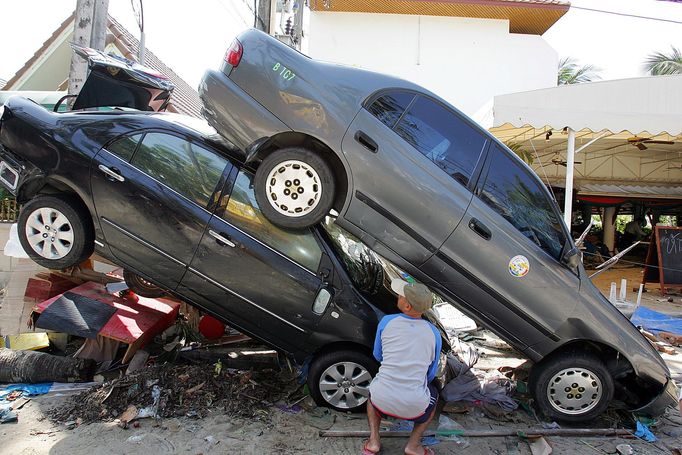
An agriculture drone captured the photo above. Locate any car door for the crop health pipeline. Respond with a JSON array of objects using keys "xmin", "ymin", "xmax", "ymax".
[
  {"xmin": 341, "ymin": 91, "xmax": 486, "ymax": 266},
  {"xmin": 90, "ymin": 131, "xmax": 230, "ymax": 290},
  {"xmin": 422, "ymin": 143, "xmax": 580, "ymax": 352},
  {"xmin": 178, "ymin": 168, "xmax": 329, "ymax": 351}
]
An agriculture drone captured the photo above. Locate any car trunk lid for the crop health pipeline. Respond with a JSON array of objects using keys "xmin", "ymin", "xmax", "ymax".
[{"xmin": 70, "ymin": 44, "xmax": 175, "ymax": 112}]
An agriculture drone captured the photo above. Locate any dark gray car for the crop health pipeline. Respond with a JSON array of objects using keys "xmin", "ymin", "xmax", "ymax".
[{"xmin": 199, "ymin": 28, "xmax": 676, "ymax": 422}]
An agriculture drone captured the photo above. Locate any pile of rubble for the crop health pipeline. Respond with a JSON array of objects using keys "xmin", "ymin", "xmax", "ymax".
[{"xmin": 49, "ymin": 362, "xmax": 297, "ymax": 425}]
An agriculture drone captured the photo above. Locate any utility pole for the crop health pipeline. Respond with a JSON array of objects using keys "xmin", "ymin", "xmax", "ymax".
[
  {"xmin": 293, "ymin": 0, "xmax": 304, "ymax": 50},
  {"xmin": 68, "ymin": 0, "xmax": 110, "ymax": 97},
  {"xmin": 256, "ymin": 0, "xmax": 272, "ymax": 33}
]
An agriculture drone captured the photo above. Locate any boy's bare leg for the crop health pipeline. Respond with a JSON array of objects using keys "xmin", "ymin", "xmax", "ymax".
[
  {"xmin": 365, "ymin": 401, "xmax": 382, "ymax": 453},
  {"xmin": 404, "ymin": 408, "xmax": 436, "ymax": 455}
]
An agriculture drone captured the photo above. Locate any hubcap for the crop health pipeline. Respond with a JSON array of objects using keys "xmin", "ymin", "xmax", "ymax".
[
  {"xmin": 25, "ymin": 207, "xmax": 74, "ymax": 260},
  {"xmin": 265, "ymin": 160, "xmax": 322, "ymax": 217},
  {"xmin": 319, "ymin": 361, "xmax": 372, "ymax": 409},
  {"xmin": 547, "ymin": 367, "xmax": 603, "ymax": 415}
]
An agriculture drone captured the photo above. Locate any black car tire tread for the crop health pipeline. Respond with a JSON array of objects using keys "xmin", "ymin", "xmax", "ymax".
[
  {"xmin": 254, "ymin": 147, "xmax": 335, "ymax": 230},
  {"xmin": 18, "ymin": 195, "xmax": 94, "ymax": 270},
  {"xmin": 123, "ymin": 270, "xmax": 166, "ymax": 298},
  {"xmin": 530, "ymin": 352, "xmax": 614, "ymax": 423},
  {"xmin": 308, "ymin": 349, "xmax": 378, "ymax": 413}
]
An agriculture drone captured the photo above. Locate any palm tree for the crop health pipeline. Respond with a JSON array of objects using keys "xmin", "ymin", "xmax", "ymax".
[
  {"xmin": 557, "ymin": 57, "xmax": 601, "ymax": 85},
  {"xmin": 506, "ymin": 142, "xmax": 534, "ymax": 165},
  {"xmin": 644, "ymin": 46, "xmax": 682, "ymax": 75}
]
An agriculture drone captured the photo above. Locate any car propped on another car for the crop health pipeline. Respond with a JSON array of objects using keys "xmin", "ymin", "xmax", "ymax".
[{"xmin": 196, "ymin": 28, "xmax": 677, "ymax": 422}]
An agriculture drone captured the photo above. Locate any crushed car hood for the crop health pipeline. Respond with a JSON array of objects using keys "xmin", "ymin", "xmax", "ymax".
[{"xmin": 71, "ymin": 44, "xmax": 175, "ymax": 112}]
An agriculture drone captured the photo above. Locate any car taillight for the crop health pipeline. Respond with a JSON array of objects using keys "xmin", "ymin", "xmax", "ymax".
[{"xmin": 224, "ymin": 39, "xmax": 243, "ymax": 67}]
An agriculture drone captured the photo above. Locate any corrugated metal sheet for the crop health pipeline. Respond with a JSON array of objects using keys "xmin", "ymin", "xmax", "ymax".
[{"xmin": 309, "ymin": 0, "xmax": 569, "ymax": 34}]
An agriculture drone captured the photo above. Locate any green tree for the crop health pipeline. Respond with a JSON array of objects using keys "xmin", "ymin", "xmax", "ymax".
[
  {"xmin": 644, "ymin": 46, "xmax": 682, "ymax": 75},
  {"xmin": 557, "ymin": 57, "xmax": 601, "ymax": 85}
]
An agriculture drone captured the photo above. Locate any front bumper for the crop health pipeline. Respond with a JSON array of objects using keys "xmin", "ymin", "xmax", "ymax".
[{"xmin": 633, "ymin": 378, "xmax": 677, "ymax": 417}]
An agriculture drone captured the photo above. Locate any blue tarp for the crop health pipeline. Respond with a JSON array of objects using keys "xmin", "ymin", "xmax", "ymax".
[{"xmin": 630, "ymin": 306, "xmax": 682, "ymax": 335}]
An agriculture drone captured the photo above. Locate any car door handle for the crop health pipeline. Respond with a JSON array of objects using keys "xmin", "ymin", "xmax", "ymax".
[
  {"xmin": 209, "ymin": 230, "xmax": 236, "ymax": 248},
  {"xmin": 98, "ymin": 165, "xmax": 125, "ymax": 182},
  {"xmin": 354, "ymin": 130, "xmax": 378, "ymax": 153},
  {"xmin": 468, "ymin": 217, "xmax": 491, "ymax": 240}
]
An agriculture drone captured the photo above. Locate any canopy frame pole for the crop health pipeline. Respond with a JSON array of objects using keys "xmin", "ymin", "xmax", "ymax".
[{"xmin": 563, "ymin": 128, "xmax": 576, "ymax": 227}]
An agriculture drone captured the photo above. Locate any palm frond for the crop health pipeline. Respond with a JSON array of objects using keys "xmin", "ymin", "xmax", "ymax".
[{"xmin": 644, "ymin": 46, "xmax": 682, "ymax": 75}]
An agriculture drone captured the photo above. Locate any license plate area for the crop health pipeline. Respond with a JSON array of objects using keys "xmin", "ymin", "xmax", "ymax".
[{"xmin": 0, "ymin": 161, "xmax": 19, "ymax": 190}]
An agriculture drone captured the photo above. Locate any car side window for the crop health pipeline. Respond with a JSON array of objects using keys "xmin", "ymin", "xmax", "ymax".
[
  {"xmin": 106, "ymin": 133, "xmax": 142, "ymax": 161},
  {"xmin": 367, "ymin": 92, "xmax": 415, "ymax": 129},
  {"xmin": 131, "ymin": 132, "xmax": 228, "ymax": 208},
  {"xmin": 394, "ymin": 96, "xmax": 485, "ymax": 187},
  {"xmin": 219, "ymin": 170, "xmax": 323, "ymax": 271},
  {"xmin": 479, "ymin": 145, "xmax": 566, "ymax": 260}
]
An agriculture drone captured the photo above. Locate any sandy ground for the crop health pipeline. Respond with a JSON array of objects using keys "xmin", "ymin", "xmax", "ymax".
[
  {"xmin": 4, "ymin": 391, "xmax": 682, "ymax": 455},
  {"xmin": 4, "ymin": 265, "xmax": 682, "ymax": 454}
]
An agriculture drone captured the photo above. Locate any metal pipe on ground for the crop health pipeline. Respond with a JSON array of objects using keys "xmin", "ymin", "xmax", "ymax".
[{"xmin": 319, "ymin": 428, "xmax": 633, "ymax": 438}]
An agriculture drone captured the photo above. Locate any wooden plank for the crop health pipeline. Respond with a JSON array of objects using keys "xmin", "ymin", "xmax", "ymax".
[{"xmin": 319, "ymin": 428, "xmax": 633, "ymax": 438}]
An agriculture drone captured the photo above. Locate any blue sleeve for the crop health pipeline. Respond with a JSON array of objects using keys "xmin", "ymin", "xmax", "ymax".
[
  {"xmin": 373, "ymin": 315, "xmax": 396, "ymax": 362},
  {"xmin": 426, "ymin": 323, "xmax": 442, "ymax": 382}
]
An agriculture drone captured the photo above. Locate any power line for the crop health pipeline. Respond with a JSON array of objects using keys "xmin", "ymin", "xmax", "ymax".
[{"xmin": 571, "ymin": 5, "xmax": 682, "ymax": 25}]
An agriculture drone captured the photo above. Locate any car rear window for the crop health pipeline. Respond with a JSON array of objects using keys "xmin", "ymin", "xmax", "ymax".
[
  {"xmin": 394, "ymin": 96, "xmax": 486, "ymax": 187},
  {"xmin": 367, "ymin": 92, "xmax": 415, "ymax": 129},
  {"xmin": 106, "ymin": 134, "xmax": 142, "ymax": 161},
  {"xmin": 479, "ymin": 144, "xmax": 566, "ymax": 260}
]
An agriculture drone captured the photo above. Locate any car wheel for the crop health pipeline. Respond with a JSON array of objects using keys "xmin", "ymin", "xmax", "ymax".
[
  {"xmin": 530, "ymin": 352, "xmax": 614, "ymax": 423},
  {"xmin": 18, "ymin": 195, "xmax": 94, "ymax": 270},
  {"xmin": 308, "ymin": 349, "xmax": 378, "ymax": 413},
  {"xmin": 123, "ymin": 270, "xmax": 166, "ymax": 298},
  {"xmin": 254, "ymin": 147, "xmax": 335, "ymax": 229}
]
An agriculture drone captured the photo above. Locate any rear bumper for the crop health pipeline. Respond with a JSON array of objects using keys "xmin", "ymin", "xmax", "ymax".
[
  {"xmin": 198, "ymin": 69, "xmax": 290, "ymax": 157},
  {"xmin": 633, "ymin": 378, "xmax": 677, "ymax": 417}
]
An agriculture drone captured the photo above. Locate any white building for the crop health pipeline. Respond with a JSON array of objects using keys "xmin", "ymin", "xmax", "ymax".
[{"xmin": 306, "ymin": 0, "xmax": 568, "ymax": 122}]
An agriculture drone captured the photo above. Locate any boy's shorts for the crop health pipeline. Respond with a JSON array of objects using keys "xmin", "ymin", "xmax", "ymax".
[{"xmin": 370, "ymin": 383, "xmax": 439, "ymax": 424}]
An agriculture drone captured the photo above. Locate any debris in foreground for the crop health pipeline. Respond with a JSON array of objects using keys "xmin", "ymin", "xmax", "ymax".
[{"xmin": 49, "ymin": 362, "xmax": 295, "ymax": 425}]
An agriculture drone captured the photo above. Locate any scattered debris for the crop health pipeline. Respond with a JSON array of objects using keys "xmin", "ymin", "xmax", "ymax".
[
  {"xmin": 616, "ymin": 443, "xmax": 634, "ymax": 455},
  {"xmin": 49, "ymin": 362, "xmax": 294, "ymax": 425}
]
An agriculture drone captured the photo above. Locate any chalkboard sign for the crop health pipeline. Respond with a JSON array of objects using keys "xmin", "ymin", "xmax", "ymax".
[
  {"xmin": 657, "ymin": 226, "xmax": 682, "ymax": 290},
  {"xmin": 642, "ymin": 226, "xmax": 682, "ymax": 294}
]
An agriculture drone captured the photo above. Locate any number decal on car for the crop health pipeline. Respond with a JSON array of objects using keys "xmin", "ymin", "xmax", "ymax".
[{"xmin": 273, "ymin": 62, "xmax": 296, "ymax": 81}]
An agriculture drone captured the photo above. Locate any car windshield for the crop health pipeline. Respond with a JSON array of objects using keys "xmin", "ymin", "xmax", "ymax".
[{"xmin": 322, "ymin": 218, "xmax": 384, "ymax": 295}]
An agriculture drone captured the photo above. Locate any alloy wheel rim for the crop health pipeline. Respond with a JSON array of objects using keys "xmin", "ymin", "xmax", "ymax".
[
  {"xmin": 25, "ymin": 207, "xmax": 74, "ymax": 260},
  {"xmin": 319, "ymin": 361, "xmax": 372, "ymax": 409},
  {"xmin": 547, "ymin": 367, "xmax": 603, "ymax": 415},
  {"xmin": 265, "ymin": 160, "xmax": 322, "ymax": 217}
]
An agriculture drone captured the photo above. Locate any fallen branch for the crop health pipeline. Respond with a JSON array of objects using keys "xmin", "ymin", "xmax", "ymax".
[{"xmin": 319, "ymin": 428, "xmax": 633, "ymax": 438}]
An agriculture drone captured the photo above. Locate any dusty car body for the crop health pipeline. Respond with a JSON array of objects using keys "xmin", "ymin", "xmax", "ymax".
[{"xmin": 197, "ymin": 28, "xmax": 676, "ymax": 421}]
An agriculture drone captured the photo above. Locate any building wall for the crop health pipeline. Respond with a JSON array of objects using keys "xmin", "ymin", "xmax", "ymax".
[{"xmin": 307, "ymin": 12, "xmax": 558, "ymax": 123}]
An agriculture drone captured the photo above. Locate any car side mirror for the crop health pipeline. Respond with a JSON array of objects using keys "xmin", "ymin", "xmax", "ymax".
[{"xmin": 562, "ymin": 246, "xmax": 582, "ymax": 270}]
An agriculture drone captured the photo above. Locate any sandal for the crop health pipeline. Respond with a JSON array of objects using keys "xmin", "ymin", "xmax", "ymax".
[{"xmin": 362, "ymin": 440, "xmax": 381, "ymax": 454}]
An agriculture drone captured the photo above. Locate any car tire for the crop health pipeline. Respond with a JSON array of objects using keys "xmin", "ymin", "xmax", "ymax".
[
  {"xmin": 18, "ymin": 195, "xmax": 94, "ymax": 270},
  {"xmin": 254, "ymin": 147, "xmax": 335, "ymax": 229},
  {"xmin": 123, "ymin": 270, "xmax": 166, "ymax": 298},
  {"xmin": 530, "ymin": 352, "xmax": 614, "ymax": 423},
  {"xmin": 308, "ymin": 349, "xmax": 378, "ymax": 413}
]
